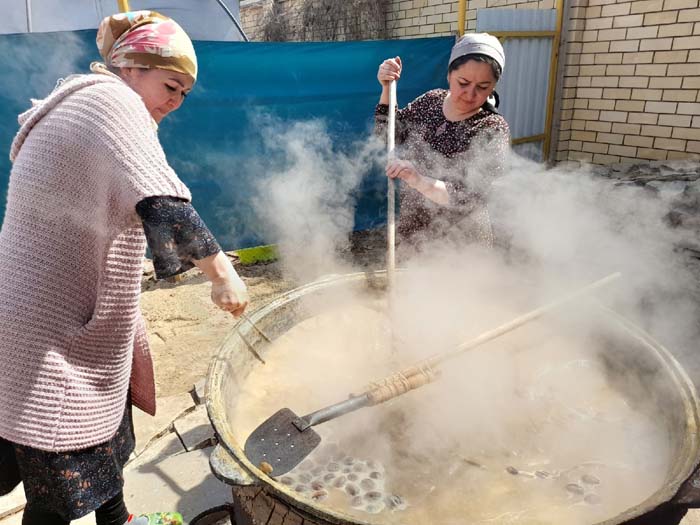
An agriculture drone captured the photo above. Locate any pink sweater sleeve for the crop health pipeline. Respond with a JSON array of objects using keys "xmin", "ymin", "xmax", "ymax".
[{"xmin": 68, "ymin": 81, "xmax": 192, "ymax": 218}]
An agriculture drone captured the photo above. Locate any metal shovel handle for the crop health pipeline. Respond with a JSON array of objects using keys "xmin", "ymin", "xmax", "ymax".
[
  {"xmin": 295, "ymin": 365, "xmax": 437, "ymax": 431},
  {"xmin": 295, "ymin": 393, "xmax": 372, "ymax": 431}
]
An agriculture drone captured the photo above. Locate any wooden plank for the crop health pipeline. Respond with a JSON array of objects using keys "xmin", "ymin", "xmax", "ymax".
[
  {"xmin": 251, "ymin": 487, "xmax": 275, "ymax": 524},
  {"xmin": 267, "ymin": 500, "xmax": 290, "ymax": 525}
]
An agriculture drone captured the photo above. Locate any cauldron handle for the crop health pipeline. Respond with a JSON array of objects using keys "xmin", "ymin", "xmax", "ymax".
[{"xmin": 210, "ymin": 443, "xmax": 257, "ymax": 486}]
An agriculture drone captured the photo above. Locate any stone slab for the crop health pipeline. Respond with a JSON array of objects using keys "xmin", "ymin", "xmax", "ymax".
[
  {"xmin": 65, "ymin": 447, "xmax": 230, "ymax": 525},
  {"xmin": 0, "ymin": 484, "xmax": 24, "ymax": 521},
  {"xmin": 127, "ymin": 431, "xmax": 186, "ymax": 471},
  {"xmin": 133, "ymin": 392, "xmax": 195, "ymax": 456},
  {"xmin": 123, "ymin": 446, "xmax": 231, "ymax": 524},
  {"xmin": 173, "ymin": 404, "xmax": 215, "ymax": 452},
  {"xmin": 192, "ymin": 378, "xmax": 207, "ymax": 405}
]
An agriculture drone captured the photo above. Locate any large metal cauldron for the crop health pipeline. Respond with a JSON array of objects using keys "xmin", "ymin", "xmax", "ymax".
[{"xmin": 206, "ymin": 271, "xmax": 700, "ymax": 525}]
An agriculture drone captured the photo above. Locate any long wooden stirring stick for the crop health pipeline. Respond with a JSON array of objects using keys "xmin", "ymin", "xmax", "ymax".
[
  {"xmin": 387, "ymin": 80, "xmax": 397, "ymax": 290},
  {"xmin": 369, "ymin": 272, "xmax": 622, "ymax": 398},
  {"xmin": 289, "ymin": 273, "xmax": 622, "ymax": 435}
]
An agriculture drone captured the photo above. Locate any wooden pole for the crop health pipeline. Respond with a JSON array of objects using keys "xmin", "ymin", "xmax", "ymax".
[
  {"xmin": 387, "ymin": 81, "xmax": 397, "ymax": 290},
  {"xmin": 368, "ymin": 272, "xmax": 621, "ymax": 403},
  {"xmin": 429, "ymin": 273, "xmax": 621, "ymax": 367},
  {"xmin": 458, "ymin": 0, "xmax": 467, "ymax": 35}
]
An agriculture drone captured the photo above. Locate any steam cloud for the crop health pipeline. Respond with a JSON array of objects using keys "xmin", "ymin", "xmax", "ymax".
[
  {"xmin": 0, "ymin": 32, "xmax": 90, "ymax": 106},
  {"xmin": 253, "ymin": 117, "xmax": 384, "ymax": 283},
  {"xmin": 243, "ymin": 119, "xmax": 699, "ymax": 522}
]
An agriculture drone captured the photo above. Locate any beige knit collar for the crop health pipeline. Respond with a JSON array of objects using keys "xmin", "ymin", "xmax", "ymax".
[{"xmin": 90, "ymin": 62, "xmax": 159, "ymax": 131}]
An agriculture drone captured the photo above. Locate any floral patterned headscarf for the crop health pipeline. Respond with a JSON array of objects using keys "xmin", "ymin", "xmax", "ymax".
[{"xmin": 96, "ymin": 10, "xmax": 198, "ymax": 83}]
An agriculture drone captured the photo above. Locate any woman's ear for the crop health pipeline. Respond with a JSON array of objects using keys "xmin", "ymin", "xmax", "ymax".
[
  {"xmin": 117, "ymin": 67, "xmax": 131, "ymax": 82},
  {"xmin": 119, "ymin": 67, "xmax": 141, "ymax": 83}
]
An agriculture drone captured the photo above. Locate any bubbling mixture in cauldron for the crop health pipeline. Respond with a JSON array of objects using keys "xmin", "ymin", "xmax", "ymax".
[{"xmin": 229, "ymin": 300, "xmax": 671, "ymax": 524}]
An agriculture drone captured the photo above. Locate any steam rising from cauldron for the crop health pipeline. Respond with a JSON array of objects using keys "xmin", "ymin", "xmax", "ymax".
[
  {"xmin": 252, "ymin": 118, "xmax": 699, "ymax": 361},
  {"xmin": 253, "ymin": 118, "xmax": 383, "ymax": 283},
  {"xmin": 245, "ymin": 117, "xmax": 699, "ymax": 521}
]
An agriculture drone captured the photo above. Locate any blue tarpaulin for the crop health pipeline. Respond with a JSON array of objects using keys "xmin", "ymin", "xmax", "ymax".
[{"xmin": 0, "ymin": 32, "xmax": 452, "ymax": 249}]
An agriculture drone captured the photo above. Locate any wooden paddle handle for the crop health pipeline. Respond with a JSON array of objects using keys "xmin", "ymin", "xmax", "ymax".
[
  {"xmin": 424, "ymin": 272, "xmax": 621, "ymax": 368},
  {"xmin": 387, "ymin": 80, "xmax": 397, "ymax": 289},
  {"xmin": 365, "ymin": 273, "xmax": 620, "ymax": 406},
  {"xmin": 366, "ymin": 365, "xmax": 438, "ymax": 405}
]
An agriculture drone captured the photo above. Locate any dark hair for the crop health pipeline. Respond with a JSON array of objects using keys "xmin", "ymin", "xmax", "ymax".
[{"xmin": 448, "ymin": 54, "xmax": 502, "ymax": 81}]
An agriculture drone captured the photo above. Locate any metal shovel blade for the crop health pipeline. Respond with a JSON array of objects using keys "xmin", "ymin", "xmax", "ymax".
[{"xmin": 244, "ymin": 408, "xmax": 321, "ymax": 476}]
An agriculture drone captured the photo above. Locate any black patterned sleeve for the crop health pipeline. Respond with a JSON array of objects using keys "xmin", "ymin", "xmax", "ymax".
[
  {"xmin": 136, "ymin": 196, "xmax": 222, "ymax": 280},
  {"xmin": 446, "ymin": 114, "xmax": 511, "ymax": 210},
  {"xmin": 374, "ymin": 91, "xmax": 430, "ymax": 145}
]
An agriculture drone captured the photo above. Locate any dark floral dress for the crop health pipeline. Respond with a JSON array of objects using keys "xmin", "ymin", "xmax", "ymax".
[
  {"xmin": 0, "ymin": 196, "xmax": 220, "ymax": 520},
  {"xmin": 375, "ymin": 88, "xmax": 510, "ymax": 249},
  {"xmin": 0, "ymin": 402, "xmax": 134, "ymax": 520}
]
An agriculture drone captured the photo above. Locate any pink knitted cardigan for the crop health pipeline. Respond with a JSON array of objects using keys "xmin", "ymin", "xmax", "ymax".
[{"xmin": 0, "ymin": 73, "xmax": 191, "ymax": 451}]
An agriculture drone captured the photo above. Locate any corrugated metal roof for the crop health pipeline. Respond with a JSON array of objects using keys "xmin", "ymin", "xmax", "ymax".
[
  {"xmin": 476, "ymin": 8, "xmax": 557, "ymax": 32},
  {"xmin": 1, "ymin": 0, "xmax": 245, "ymax": 40},
  {"xmin": 477, "ymin": 8, "xmax": 556, "ymax": 160},
  {"xmin": 499, "ymin": 37, "xmax": 552, "ymax": 140}
]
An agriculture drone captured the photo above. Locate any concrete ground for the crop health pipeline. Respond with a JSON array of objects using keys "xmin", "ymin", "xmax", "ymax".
[
  {"xmin": 0, "ymin": 389, "xmax": 234, "ymax": 524},
  {"xmin": 684, "ymin": 512, "xmax": 700, "ymax": 525}
]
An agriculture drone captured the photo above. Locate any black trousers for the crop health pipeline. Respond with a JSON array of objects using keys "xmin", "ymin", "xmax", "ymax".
[{"xmin": 21, "ymin": 490, "xmax": 129, "ymax": 525}]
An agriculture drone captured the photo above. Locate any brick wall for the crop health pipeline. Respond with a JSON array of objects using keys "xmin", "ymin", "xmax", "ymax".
[
  {"xmin": 555, "ymin": 0, "xmax": 700, "ymax": 163},
  {"xmin": 384, "ymin": 0, "xmax": 460, "ymax": 37},
  {"xmin": 241, "ymin": 0, "xmax": 462, "ymax": 40},
  {"xmin": 240, "ymin": 0, "xmax": 700, "ymax": 164},
  {"xmin": 240, "ymin": 0, "xmax": 267, "ymax": 41},
  {"xmin": 240, "ymin": 0, "xmax": 305, "ymax": 41}
]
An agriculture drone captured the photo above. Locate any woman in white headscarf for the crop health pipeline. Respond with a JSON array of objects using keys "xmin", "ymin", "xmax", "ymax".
[{"xmin": 375, "ymin": 33, "xmax": 510, "ymax": 252}]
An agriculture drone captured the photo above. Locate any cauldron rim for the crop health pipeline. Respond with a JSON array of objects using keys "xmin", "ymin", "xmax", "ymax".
[{"xmin": 206, "ymin": 270, "xmax": 700, "ymax": 525}]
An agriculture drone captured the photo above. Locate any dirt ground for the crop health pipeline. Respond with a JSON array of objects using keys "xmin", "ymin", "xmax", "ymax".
[
  {"xmin": 140, "ymin": 258, "xmax": 296, "ymax": 398},
  {"xmin": 141, "ymin": 230, "xmax": 386, "ymax": 398}
]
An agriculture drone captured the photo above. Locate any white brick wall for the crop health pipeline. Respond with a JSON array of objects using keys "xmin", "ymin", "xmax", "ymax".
[
  {"xmin": 384, "ymin": 0, "xmax": 463, "ymax": 37},
  {"xmin": 556, "ymin": 0, "xmax": 700, "ymax": 163},
  {"xmin": 240, "ymin": 0, "xmax": 699, "ymax": 165}
]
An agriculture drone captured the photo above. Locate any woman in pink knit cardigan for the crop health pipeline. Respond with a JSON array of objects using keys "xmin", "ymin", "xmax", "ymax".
[{"xmin": 0, "ymin": 11, "xmax": 246, "ymax": 525}]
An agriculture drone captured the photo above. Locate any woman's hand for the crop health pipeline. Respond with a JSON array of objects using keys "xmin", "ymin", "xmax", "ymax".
[
  {"xmin": 378, "ymin": 56, "xmax": 402, "ymax": 87},
  {"xmin": 211, "ymin": 274, "xmax": 249, "ymax": 318},
  {"xmin": 386, "ymin": 160, "xmax": 451, "ymax": 205},
  {"xmin": 193, "ymin": 251, "xmax": 249, "ymax": 318},
  {"xmin": 386, "ymin": 159, "xmax": 421, "ymax": 187}
]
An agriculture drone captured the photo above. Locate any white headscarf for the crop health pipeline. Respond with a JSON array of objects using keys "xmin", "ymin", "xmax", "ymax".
[{"xmin": 449, "ymin": 32, "xmax": 505, "ymax": 73}]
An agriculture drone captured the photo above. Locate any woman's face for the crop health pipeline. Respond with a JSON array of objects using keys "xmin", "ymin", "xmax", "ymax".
[
  {"xmin": 119, "ymin": 67, "xmax": 193, "ymax": 123},
  {"xmin": 447, "ymin": 60, "xmax": 497, "ymax": 115}
]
